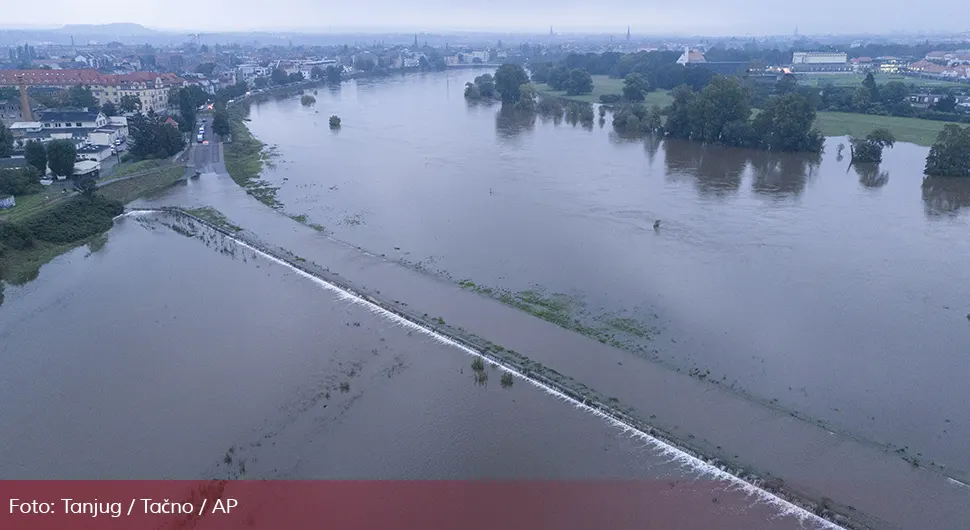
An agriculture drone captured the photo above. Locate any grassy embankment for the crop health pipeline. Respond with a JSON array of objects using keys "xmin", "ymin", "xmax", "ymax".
[
  {"xmin": 223, "ymin": 111, "xmax": 281, "ymax": 208},
  {"xmin": 223, "ymin": 107, "xmax": 326, "ymax": 232},
  {"xmin": 98, "ymin": 158, "xmax": 170, "ymax": 181},
  {"xmin": 0, "ymin": 165, "xmax": 185, "ymax": 289}
]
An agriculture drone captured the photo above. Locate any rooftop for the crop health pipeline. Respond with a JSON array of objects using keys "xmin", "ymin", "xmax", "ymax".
[{"xmin": 38, "ymin": 110, "xmax": 102, "ymax": 123}]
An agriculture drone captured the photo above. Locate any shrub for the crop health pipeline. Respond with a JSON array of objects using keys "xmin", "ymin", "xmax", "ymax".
[
  {"xmin": 0, "ymin": 221, "xmax": 35, "ymax": 250},
  {"xmin": 24, "ymin": 195, "xmax": 124, "ymax": 244}
]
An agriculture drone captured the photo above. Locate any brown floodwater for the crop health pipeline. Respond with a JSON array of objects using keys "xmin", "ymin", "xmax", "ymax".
[
  {"xmin": 0, "ymin": 213, "xmax": 822, "ymax": 529},
  {"xmin": 242, "ymin": 72, "xmax": 970, "ymax": 483},
  {"xmin": 102, "ymin": 70, "xmax": 970, "ymax": 529}
]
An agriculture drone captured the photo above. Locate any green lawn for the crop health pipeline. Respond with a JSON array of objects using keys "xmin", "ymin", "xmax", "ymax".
[
  {"xmin": 97, "ymin": 166, "xmax": 185, "ymax": 204},
  {"xmin": 536, "ymin": 75, "xmax": 662, "ymax": 104},
  {"xmin": 102, "ymin": 158, "xmax": 169, "ymax": 181},
  {"xmin": 795, "ymin": 72, "xmax": 965, "ymax": 89},
  {"xmin": 814, "ymin": 112, "xmax": 954, "ymax": 146},
  {"xmin": 0, "ymin": 188, "xmax": 71, "ymax": 223}
]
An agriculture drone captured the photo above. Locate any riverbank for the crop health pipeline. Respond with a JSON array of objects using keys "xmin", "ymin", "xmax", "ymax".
[
  {"xmin": 224, "ymin": 109, "xmax": 280, "ymax": 209},
  {"xmin": 0, "ymin": 164, "xmax": 186, "ymax": 290}
]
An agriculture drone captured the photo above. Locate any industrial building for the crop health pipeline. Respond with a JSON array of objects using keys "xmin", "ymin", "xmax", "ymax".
[{"xmin": 790, "ymin": 52, "xmax": 850, "ymax": 72}]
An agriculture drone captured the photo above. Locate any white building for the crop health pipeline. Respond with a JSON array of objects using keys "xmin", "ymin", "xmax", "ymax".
[
  {"xmin": 38, "ymin": 110, "xmax": 108, "ymax": 130},
  {"xmin": 791, "ymin": 52, "xmax": 850, "ymax": 72}
]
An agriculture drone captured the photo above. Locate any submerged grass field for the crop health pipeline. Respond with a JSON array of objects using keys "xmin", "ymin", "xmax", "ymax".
[
  {"xmin": 535, "ymin": 75, "xmax": 673, "ymax": 107},
  {"xmin": 814, "ymin": 112, "xmax": 953, "ymax": 146}
]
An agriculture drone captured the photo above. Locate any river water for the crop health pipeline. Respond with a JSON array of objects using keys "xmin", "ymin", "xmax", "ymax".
[
  {"xmin": 2, "ymin": 70, "xmax": 970, "ymax": 529},
  {"xmin": 244, "ymin": 71, "xmax": 970, "ymax": 482},
  {"xmin": 0, "ymin": 212, "xmax": 818, "ymax": 529}
]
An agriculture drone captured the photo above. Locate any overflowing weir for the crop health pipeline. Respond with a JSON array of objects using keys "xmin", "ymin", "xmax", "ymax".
[{"xmin": 122, "ymin": 209, "xmax": 843, "ymax": 529}]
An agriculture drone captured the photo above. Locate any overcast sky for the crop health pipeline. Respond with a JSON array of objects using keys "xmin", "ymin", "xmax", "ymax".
[{"xmin": 3, "ymin": 0, "xmax": 967, "ymax": 36}]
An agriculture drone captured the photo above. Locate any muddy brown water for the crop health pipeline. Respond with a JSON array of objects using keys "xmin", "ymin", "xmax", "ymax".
[
  {"xmin": 0, "ymin": 213, "xmax": 812, "ymax": 529},
  {"xmin": 3, "ymin": 70, "xmax": 970, "ymax": 529},
  {"xmin": 244, "ymin": 72, "xmax": 970, "ymax": 482}
]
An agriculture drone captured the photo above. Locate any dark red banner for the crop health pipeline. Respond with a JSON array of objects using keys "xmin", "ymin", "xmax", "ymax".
[{"xmin": 1, "ymin": 480, "xmax": 788, "ymax": 530}]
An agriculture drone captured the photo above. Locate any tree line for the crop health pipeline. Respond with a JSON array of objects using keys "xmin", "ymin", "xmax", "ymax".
[{"xmin": 613, "ymin": 75, "xmax": 825, "ymax": 153}]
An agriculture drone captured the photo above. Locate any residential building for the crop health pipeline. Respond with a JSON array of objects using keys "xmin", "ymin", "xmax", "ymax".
[
  {"xmin": 0, "ymin": 69, "xmax": 105, "ymax": 88},
  {"xmin": 0, "ymin": 98, "xmax": 34, "ymax": 126},
  {"xmin": 89, "ymin": 72, "xmax": 183, "ymax": 113},
  {"xmin": 676, "ymin": 47, "xmax": 707, "ymax": 65},
  {"xmin": 76, "ymin": 144, "xmax": 114, "ymax": 162},
  {"xmin": 0, "ymin": 69, "xmax": 182, "ymax": 113},
  {"xmin": 38, "ymin": 110, "xmax": 108, "ymax": 130},
  {"xmin": 908, "ymin": 60, "xmax": 947, "ymax": 75}
]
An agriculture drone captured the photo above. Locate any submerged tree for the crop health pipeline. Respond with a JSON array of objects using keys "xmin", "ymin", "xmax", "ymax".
[
  {"xmin": 850, "ymin": 128, "xmax": 896, "ymax": 164},
  {"xmin": 494, "ymin": 63, "xmax": 530, "ymax": 104},
  {"xmin": 329, "ymin": 115, "xmax": 341, "ymax": 128},
  {"xmin": 924, "ymin": 124, "xmax": 970, "ymax": 178}
]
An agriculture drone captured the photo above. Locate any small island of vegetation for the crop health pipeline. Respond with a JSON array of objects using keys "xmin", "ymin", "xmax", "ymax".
[
  {"xmin": 301, "ymin": 94, "xmax": 316, "ymax": 106},
  {"xmin": 924, "ymin": 124, "xmax": 970, "ymax": 178}
]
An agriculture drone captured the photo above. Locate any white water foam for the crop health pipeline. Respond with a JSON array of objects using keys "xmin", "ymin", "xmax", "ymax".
[{"xmin": 126, "ymin": 210, "xmax": 843, "ymax": 529}]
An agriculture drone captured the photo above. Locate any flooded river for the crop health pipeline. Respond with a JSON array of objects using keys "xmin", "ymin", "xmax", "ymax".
[
  {"xmin": 2, "ymin": 69, "xmax": 970, "ymax": 529},
  {"xmin": 245, "ymin": 72, "xmax": 970, "ymax": 482},
  {"xmin": 0, "ymin": 212, "xmax": 821, "ymax": 529}
]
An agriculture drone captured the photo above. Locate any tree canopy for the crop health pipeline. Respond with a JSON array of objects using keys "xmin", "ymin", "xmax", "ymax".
[
  {"xmin": 0, "ymin": 123, "xmax": 12, "ymax": 158},
  {"xmin": 101, "ymin": 101, "xmax": 118, "ymax": 117},
  {"xmin": 464, "ymin": 73, "xmax": 496, "ymax": 100},
  {"xmin": 924, "ymin": 125, "xmax": 970, "ymax": 178},
  {"xmin": 176, "ymin": 87, "xmax": 198, "ymax": 132},
  {"xmin": 129, "ymin": 110, "xmax": 186, "ymax": 160},
  {"xmin": 212, "ymin": 107, "xmax": 230, "ymax": 136},
  {"xmin": 119, "ymin": 95, "xmax": 142, "ymax": 113},
  {"xmin": 622, "ymin": 73, "xmax": 650, "ymax": 101},
  {"xmin": 67, "ymin": 84, "xmax": 98, "ymax": 110},
  {"xmin": 624, "ymin": 75, "xmax": 822, "ymax": 153},
  {"xmin": 0, "ymin": 166, "xmax": 41, "ymax": 196},
  {"xmin": 24, "ymin": 140, "xmax": 46, "ymax": 174},
  {"xmin": 564, "ymin": 69, "xmax": 593, "ymax": 96},
  {"xmin": 494, "ymin": 64, "xmax": 531, "ymax": 104},
  {"xmin": 850, "ymin": 128, "xmax": 896, "ymax": 164},
  {"xmin": 46, "ymin": 139, "xmax": 76, "ymax": 177}
]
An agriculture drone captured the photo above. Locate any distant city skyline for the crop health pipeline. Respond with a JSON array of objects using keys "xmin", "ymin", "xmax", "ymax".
[{"xmin": 3, "ymin": 0, "xmax": 970, "ymax": 37}]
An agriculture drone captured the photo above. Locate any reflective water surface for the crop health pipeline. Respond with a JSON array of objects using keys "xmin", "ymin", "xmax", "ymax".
[
  {"xmin": 244, "ymin": 71, "xmax": 970, "ymax": 478},
  {"xmin": 0, "ymin": 213, "xmax": 812, "ymax": 529}
]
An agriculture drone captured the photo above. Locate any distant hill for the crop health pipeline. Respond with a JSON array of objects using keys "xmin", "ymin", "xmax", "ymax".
[{"xmin": 59, "ymin": 23, "xmax": 159, "ymax": 36}]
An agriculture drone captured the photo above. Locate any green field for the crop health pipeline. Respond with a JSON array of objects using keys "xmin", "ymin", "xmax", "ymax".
[
  {"xmin": 101, "ymin": 158, "xmax": 169, "ymax": 181},
  {"xmin": 535, "ymin": 75, "xmax": 672, "ymax": 106},
  {"xmin": 814, "ymin": 111, "xmax": 954, "ymax": 146},
  {"xmin": 795, "ymin": 72, "xmax": 965, "ymax": 89}
]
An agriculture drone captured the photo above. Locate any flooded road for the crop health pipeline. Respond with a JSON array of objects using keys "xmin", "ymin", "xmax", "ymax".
[
  {"xmin": 0, "ymin": 212, "xmax": 821, "ymax": 529},
  {"xmin": 243, "ymin": 72, "xmax": 970, "ymax": 482}
]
